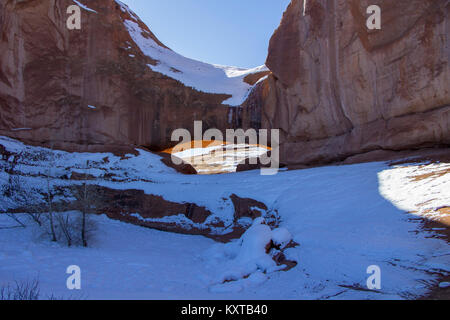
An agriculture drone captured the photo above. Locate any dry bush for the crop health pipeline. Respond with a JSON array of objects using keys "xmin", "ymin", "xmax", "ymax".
[{"xmin": 0, "ymin": 279, "xmax": 40, "ymax": 300}]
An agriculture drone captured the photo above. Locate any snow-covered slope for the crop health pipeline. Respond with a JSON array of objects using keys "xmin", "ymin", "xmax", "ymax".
[
  {"xmin": 0, "ymin": 136, "xmax": 449, "ymax": 299},
  {"xmin": 379, "ymin": 162, "xmax": 450, "ymax": 222},
  {"xmin": 121, "ymin": 5, "xmax": 268, "ymax": 106}
]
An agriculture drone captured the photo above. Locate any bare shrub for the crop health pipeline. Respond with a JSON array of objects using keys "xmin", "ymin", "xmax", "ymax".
[
  {"xmin": 52, "ymin": 211, "xmax": 97, "ymax": 247},
  {"xmin": 70, "ymin": 161, "xmax": 101, "ymax": 247},
  {"xmin": 1, "ymin": 160, "xmax": 45, "ymax": 228},
  {"xmin": 55, "ymin": 212, "xmax": 75, "ymax": 247},
  {"xmin": 0, "ymin": 279, "xmax": 40, "ymax": 300},
  {"xmin": 1, "ymin": 155, "xmax": 99, "ymax": 248}
]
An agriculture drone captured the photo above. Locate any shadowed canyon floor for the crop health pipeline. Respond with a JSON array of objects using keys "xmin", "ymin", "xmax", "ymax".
[{"xmin": 0, "ymin": 136, "xmax": 449, "ymax": 299}]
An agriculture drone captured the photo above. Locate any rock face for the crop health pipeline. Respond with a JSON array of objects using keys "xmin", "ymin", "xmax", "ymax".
[
  {"xmin": 243, "ymin": 0, "xmax": 450, "ymax": 165},
  {"xmin": 230, "ymin": 193, "xmax": 268, "ymax": 221},
  {"xmin": 0, "ymin": 0, "xmax": 247, "ymax": 153},
  {"xmin": 158, "ymin": 153, "xmax": 197, "ymax": 175},
  {"xmin": 1, "ymin": 0, "xmax": 448, "ymax": 166}
]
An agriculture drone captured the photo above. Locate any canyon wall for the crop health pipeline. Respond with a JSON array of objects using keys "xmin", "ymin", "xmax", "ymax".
[
  {"xmin": 244, "ymin": 0, "xmax": 450, "ymax": 165},
  {"xmin": 1, "ymin": 0, "xmax": 449, "ymax": 165},
  {"xmin": 0, "ymin": 0, "xmax": 241, "ymax": 153}
]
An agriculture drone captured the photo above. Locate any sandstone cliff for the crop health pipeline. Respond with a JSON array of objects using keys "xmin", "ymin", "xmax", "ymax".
[
  {"xmin": 1, "ymin": 0, "xmax": 449, "ymax": 166},
  {"xmin": 243, "ymin": 0, "xmax": 449, "ymax": 165},
  {"xmin": 0, "ymin": 0, "xmax": 265, "ymax": 153}
]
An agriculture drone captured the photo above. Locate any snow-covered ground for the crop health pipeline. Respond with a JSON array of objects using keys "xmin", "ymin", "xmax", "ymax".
[
  {"xmin": 379, "ymin": 162, "xmax": 450, "ymax": 223},
  {"xmin": 0, "ymin": 136, "xmax": 449, "ymax": 299}
]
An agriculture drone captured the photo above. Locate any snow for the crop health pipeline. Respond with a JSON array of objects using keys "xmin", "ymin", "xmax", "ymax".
[
  {"xmin": 271, "ymin": 228, "xmax": 292, "ymax": 247},
  {"xmin": 123, "ymin": 19, "xmax": 268, "ymax": 106},
  {"xmin": 378, "ymin": 163, "xmax": 450, "ymax": 221},
  {"xmin": 205, "ymin": 218, "xmax": 279, "ymax": 289},
  {"xmin": 115, "ymin": 0, "xmax": 131, "ymax": 14},
  {"xmin": 0, "ymin": 136, "xmax": 449, "ymax": 299},
  {"xmin": 130, "ymin": 213, "xmax": 209, "ymax": 232},
  {"xmin": 72, "ymin": 0, "xmax": 98, "ymax": 13},
  {"xmin": 0, "ymin": 214, "xmax": 217, "ymax": 299},
  {"xmin": 172, "ymin": 144, "xmax": 227, "ymax": 159},
  {"xmin": 172, "ymin": 143, "xmax": 270, "ymax": 174}
]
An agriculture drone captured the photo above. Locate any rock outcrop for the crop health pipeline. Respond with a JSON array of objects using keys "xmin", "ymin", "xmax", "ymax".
[
  {"xmin": 243, "ymin": 0, "xmax": 450, "ymax": 165},
  {"xmin": 1, "ymin": 0, "xmax": 448, "ymax": 167},
  {"xmin": 158, "ymin": 153, "xmax": 198, "ymax": 175},
  {"xmin": 0, "ymin": 0, "xmax": 263, "ymax": 154}
]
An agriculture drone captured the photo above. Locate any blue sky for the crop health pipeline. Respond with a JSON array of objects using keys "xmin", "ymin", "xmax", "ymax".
[{"xmin": 120, "ymin": 0, "xmax": 291, "ymax": 68}]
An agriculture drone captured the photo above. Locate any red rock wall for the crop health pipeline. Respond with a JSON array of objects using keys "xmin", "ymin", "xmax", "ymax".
[
  {"xmin": 246, "ymin": 0, "xmax": 450, "ymax": 165},
  {"xmin": 2, "ymin": 0, "xmax": 448, "ymax": 165},
  {"xmin": 0, "ymin": 0, "xmax": 235, "ymax": 153}
]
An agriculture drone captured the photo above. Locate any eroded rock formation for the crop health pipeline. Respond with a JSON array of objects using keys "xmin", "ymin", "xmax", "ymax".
[
  {"xmin": 1, "ymin": 0, "xmax": 448, "ymax": 166},
  {"xmin": 0, "ymin": 0, "xmax": 247, "ymax": 153},
  {"xmin": 243, "ymin": 0, "xmax": 449, "ymax": 165}
]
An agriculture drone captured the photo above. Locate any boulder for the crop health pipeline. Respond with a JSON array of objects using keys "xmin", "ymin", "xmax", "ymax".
[{"xmin": 230, "ymin": 193, "xmax": 268, "ymax": 221}]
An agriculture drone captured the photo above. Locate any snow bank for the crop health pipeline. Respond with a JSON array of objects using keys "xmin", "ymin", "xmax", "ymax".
[
  {"xmin": 272, "ymin": 227, "xmax": 292, "ymax": 247},
  {"xmin": 204, "ymin": 218, "xmax": 293, "ymax": 292}
]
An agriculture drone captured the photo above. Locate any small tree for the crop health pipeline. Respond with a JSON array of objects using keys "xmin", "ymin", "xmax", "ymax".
[
  {"xmin": 43, "ymin": 148, "xmax": 57, "ymax": 242},
  {"xmin": 2, "ymin": 174, "xmax": 44, "ymax": 227},
  {"xmin": 55, "ymin": 212, "xmax": 74, "ymax": 247},
  {"xmin": 0, "ymin": 155, "xmax": 40, "ymax": 229},
  {"xmin": 0, "ymin": 279, "xmax": 40, "ymax": 300},
  {"xmin": 45, "ymin": 177, "xmax": 57, "ymax": 241},
  {"xmin": 1, "ymin": 150, "xmax": 61, "ymax": 243},
  {"xmin": 71, "ymin": 161, "xmax": 100, "ymax": 247},
  {"xmin": 1, "ymin": 158, "xmax": 22, "ymax": 228}
]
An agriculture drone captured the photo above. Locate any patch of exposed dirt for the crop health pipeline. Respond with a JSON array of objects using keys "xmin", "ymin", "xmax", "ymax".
[{"xmin": 409, "ymin": 168, "xmax": 450, "ymax": 182}]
